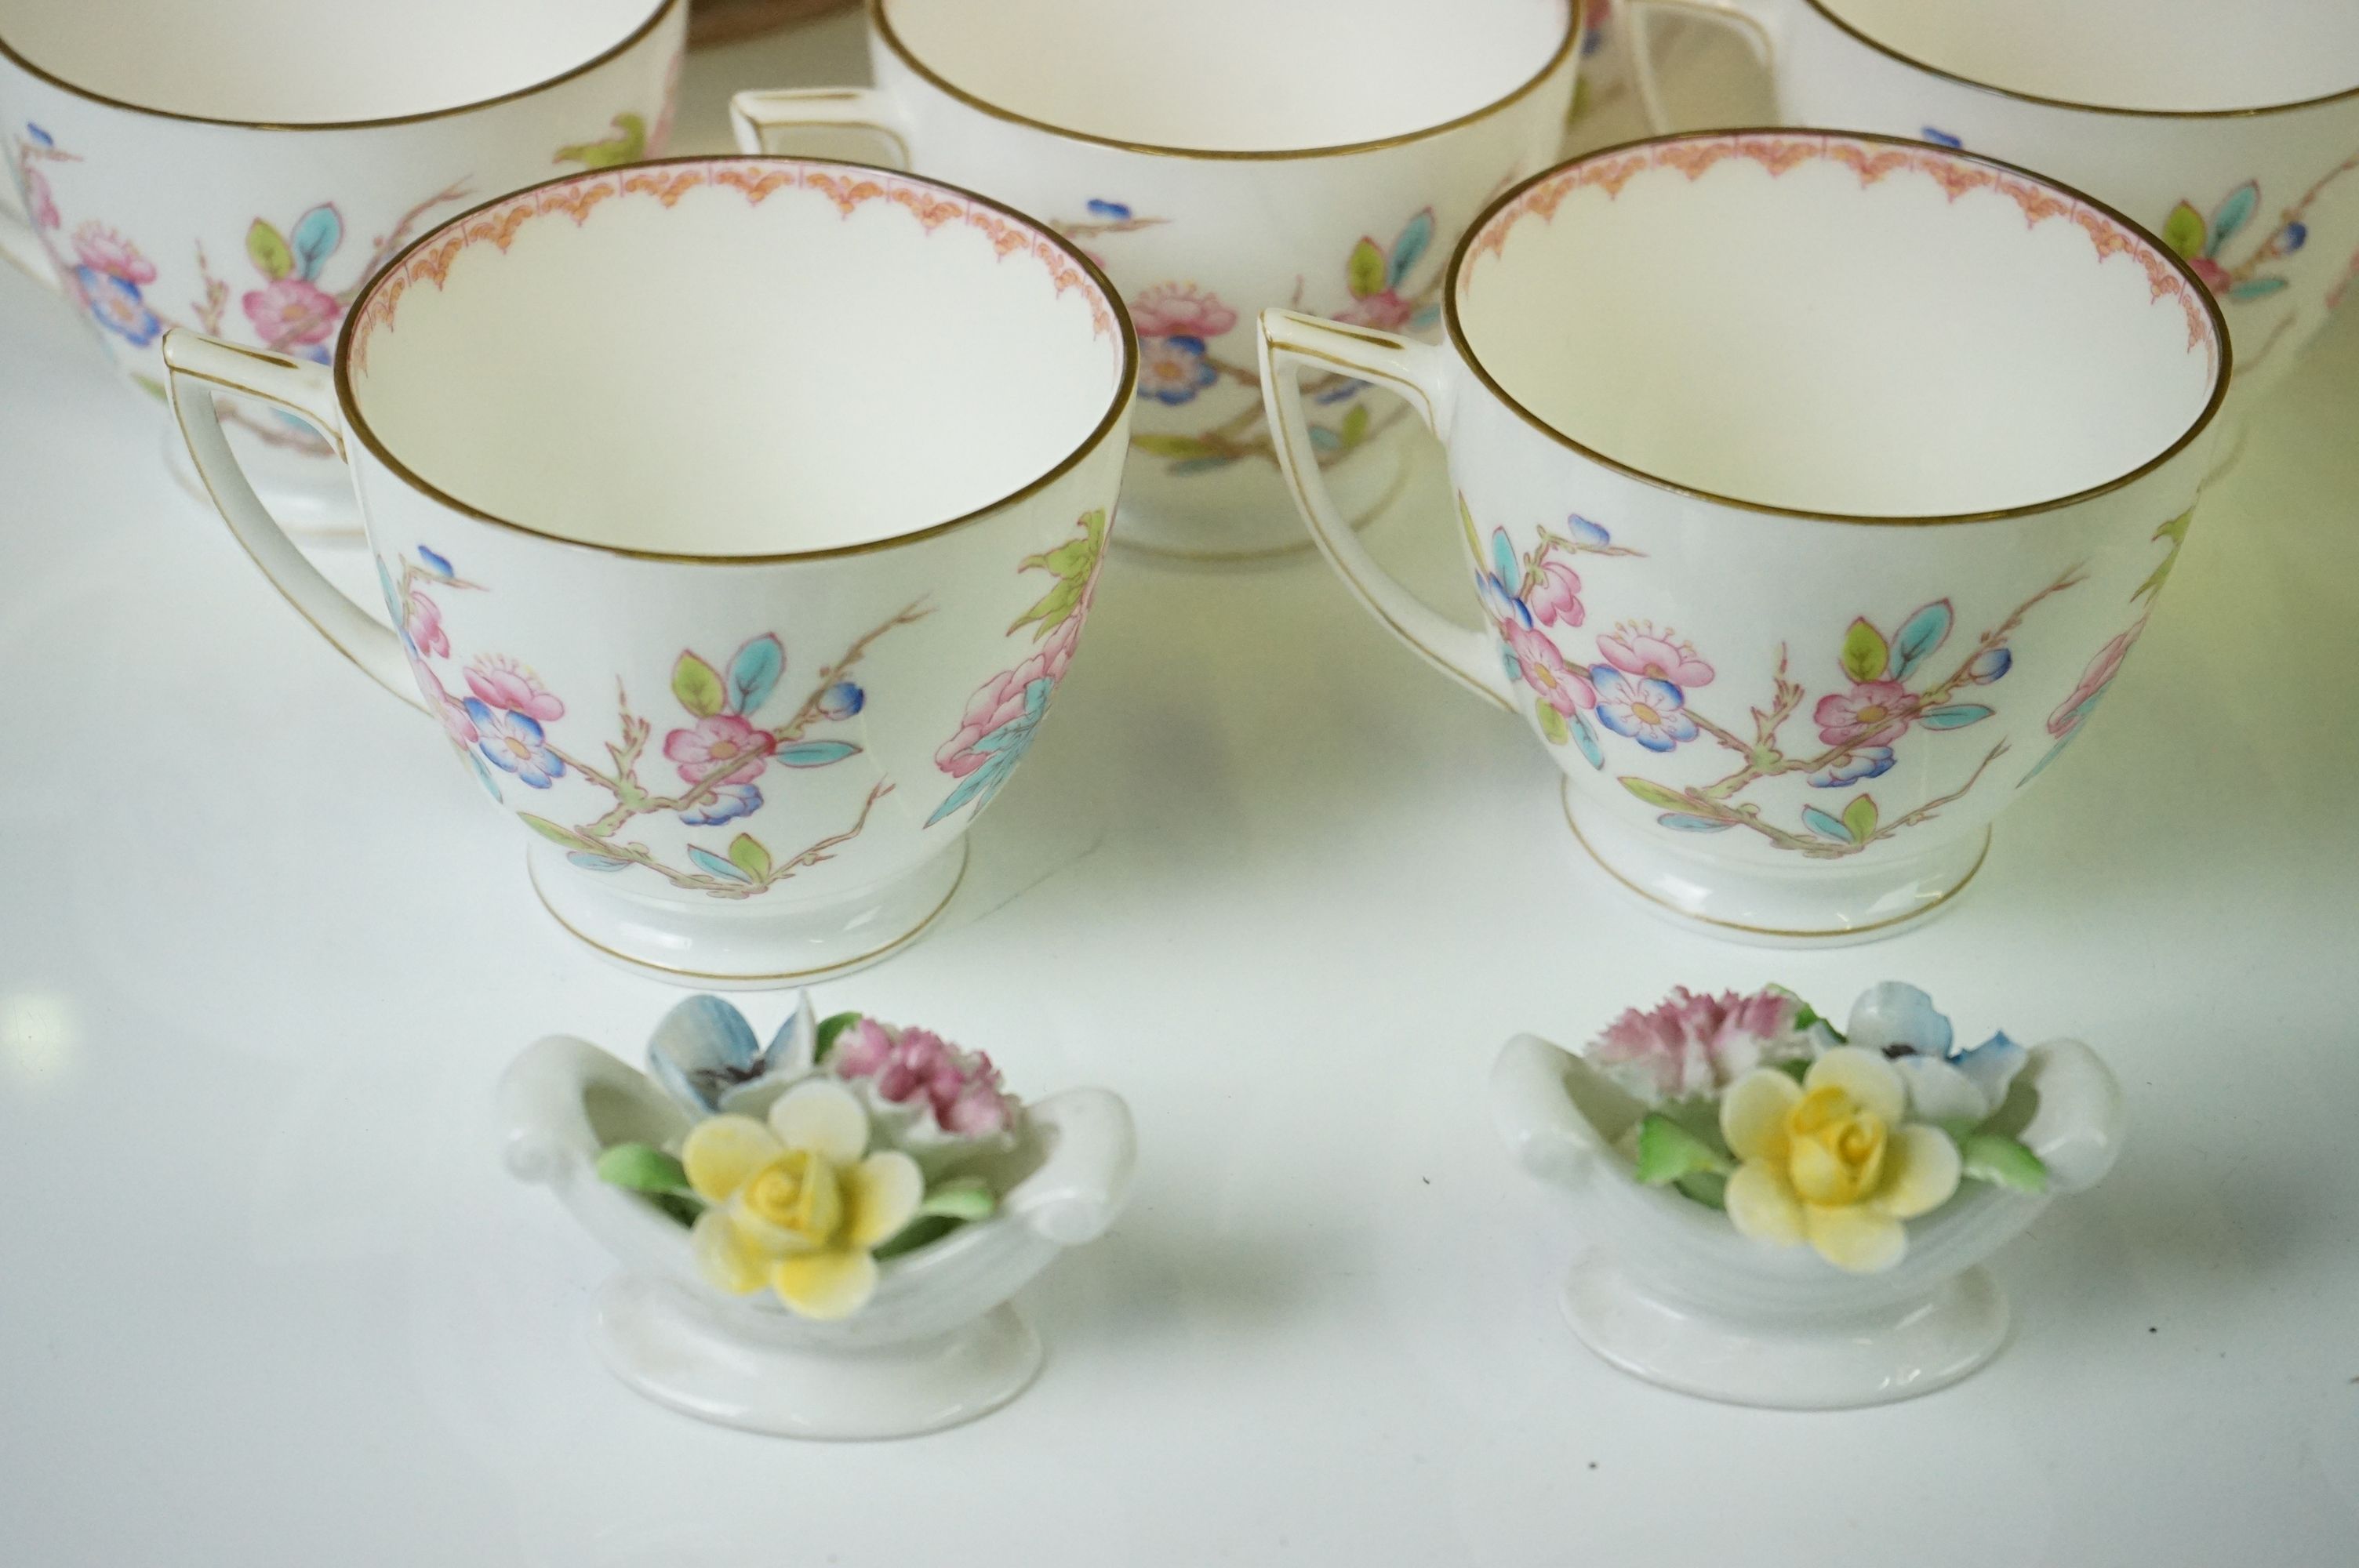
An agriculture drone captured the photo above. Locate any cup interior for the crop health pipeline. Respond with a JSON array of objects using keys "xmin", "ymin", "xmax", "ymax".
[
  {"xmin": 1818, "ymin": 0, "xmax": 2359, "ymax": 113},
  {"xmin": 345, "ymin": 161, "xmax": 1129, "ymax": 557},
  {"xmin": 878, "ymin": 0, "xmax": 1572, "ymax": 152},
  {"xmin": 1452, "ymin": 134, "xmax": 2223, "ymax": 519},
  {"xmin": 0, "ymin": 0, "xmax": 667, "ymax": 123}
]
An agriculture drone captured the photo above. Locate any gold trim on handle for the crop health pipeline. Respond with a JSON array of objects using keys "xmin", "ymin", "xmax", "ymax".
[
  {"xmin": 867, "ymin": 0, "xmax": 1582, "ymax": 161},
  {"xmin": 0, "ymin": 0, "xmax": 682, "ymax": 131}
]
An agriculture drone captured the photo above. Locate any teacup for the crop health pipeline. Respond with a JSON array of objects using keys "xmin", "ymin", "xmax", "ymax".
[
  {"xmin": 729, "ymin": 0, "xmax": 1579, "ymax": 561},
  {"xmin": 165, "ymin": 157, "xmax": 1135, "ymax": 985},
  {"xmin": 1262, "ymin": 131, "xmax": 2228, "ymax": 943},
  {"xmin": 0, "ymin": 0, "xmax": 685, "ymax": 532},
  {"xmin": 1622, "ymin": 0, "xmax": 2359, "ymax": 439}
]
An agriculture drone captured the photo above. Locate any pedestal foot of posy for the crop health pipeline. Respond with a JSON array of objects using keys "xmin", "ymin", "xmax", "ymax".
[
  {"xmin": 162, "ymin": 416, "xmax": 363, "ymax": 539},
  {"xmin": 591, "ymin": 1276, "xmax": 1045, "ymax": 1439},
  {"xmin": 526, "ymin": 835, "xmax": 967, "ymax": 989},
  {"xmin": 1559, "ymin": 1256, "xmax": 2011, "ymax": 1410},
  {"xmin": 1559, "ymin": 780, "xmax": 1988, "ymax": 947},
  {"xmin": 1114, "ymin": 427, "xmax": 1412, "ymax": 565}
]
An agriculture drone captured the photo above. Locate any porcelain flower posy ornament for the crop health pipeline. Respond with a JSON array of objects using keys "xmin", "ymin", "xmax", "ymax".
[
  {"xmin": 500, "ymin": 993, "xmax": 1133, "ymax": 1437},
  {"xmin": 1492, "ymin": 982, "xmax": 2123, "ymax": 1408}
]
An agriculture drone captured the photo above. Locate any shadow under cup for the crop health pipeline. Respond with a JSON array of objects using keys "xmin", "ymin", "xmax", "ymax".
[{"xmin": 176, "ymin": 158, "xmax": 1134, "ymax": 985}]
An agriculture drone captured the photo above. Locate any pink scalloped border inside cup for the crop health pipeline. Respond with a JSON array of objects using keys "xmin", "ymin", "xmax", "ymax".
[
  {"xmin": 347, "ymin": 160, "xmax": 1121, "ymax": 376},
  {"xmin": 1462, "ymin": 132, "xmax": 2219, "ymax": 375}
]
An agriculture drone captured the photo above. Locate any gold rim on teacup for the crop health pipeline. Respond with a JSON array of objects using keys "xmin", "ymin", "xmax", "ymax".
[
  {"xmin": 1797, "ymin": 0, "xmax": 2359, "ymax": 120},
  {"xmin": 1441, "ymin": 128, "xmax": 2235, "ymax": 528},
  {"xmin": 867, "ymin": 0, "xmax": 1583, "ymax": 161},
  {"xmin": 0, "ymin": 0, "xmax": 682, "ymax": 131},
  {"xmin": 332, "ymin": 154, "xmax": 1140, "ymax": 565}
]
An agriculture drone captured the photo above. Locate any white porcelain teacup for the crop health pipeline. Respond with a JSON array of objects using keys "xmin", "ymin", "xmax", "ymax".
[
  {"xmin": 165, "ymin": 157, "xmax": 1136, "ymax": 985},
  {"xmin": 1263, "ymin": 132, "xmax": 2228, "ymax": 943},
  {"xmin": 1622, "ymin": 0, "xmax": 2359, "ymax": 438},
  {"xmin": 730, "ymin": 0, "xmax": 1580, "ymax": 562},
  {"xmin": 0, "ymin": 0, "xmax": 685, "ymax": 531}
]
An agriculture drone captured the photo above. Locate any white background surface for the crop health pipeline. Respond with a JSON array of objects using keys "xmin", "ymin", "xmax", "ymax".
[{"xmin": 2, "ymin": 11, "xmax": 2355, "ymax": 1563}]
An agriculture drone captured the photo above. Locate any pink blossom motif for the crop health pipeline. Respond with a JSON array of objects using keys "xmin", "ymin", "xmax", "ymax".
[
  {"xmin": 1814, "ymin": 679, "xmax": 1921, "ymax": 747},
  {"xmin": 2188, "ymin": 255, "xmax": 2232, "ymax": 293},
  {"xmin": 1591, "ymin": 666, "xmax": 1698, "ymax": 752},
  {"xmin": 1598, "ymin": 625, "xmax": 1714, "ymax": 688},
  {"xmin": 1586, "ymin": 986, "xmax": 1819, "ymax": 1104},
  {"xmin": 1128, "ymin": 281, "xmax": 1238, "ymax": 341},
  {"xmin": 936, "ymin": 621, "xmax": 1077, "ymax": 777},
  {"xmin": 24, "ymin": 166, "xmax": 56, "ymax": 231},
  {"xmin": 402, "ymin": 589, "xmax": 448, "ymax": 659},
  {"xmin": 1336, "ymin": 288, "xmax": 1416, "ymax": 332},
  {"xmin": 409, "ymin": 654, "xmax": 478, "ymax": 745},
  {"xmin": 1504, "ymin": 623, "xmax": 1596, "ymax": 715},
  {"xmin": 1527, "ymin": 559, "xmax": 1584, "ymax": 628},
  {"xmin": 2049, "ymin": 626, "xmax": 2136, "ymax": 739},
  {"xmin": 834, "ymin": 1018, "xmax": 1012, "ymax": 1136},
  {"xmin": 664, "ymin": 713, "xmax": 775, "ymax": 786},
  {"xmin": 463, "ymin": 655, "xmax": 565, "ymax": 722},
  {"xmin": 71, "ymin": 223, "xmax": 155, "ymax": 285},
  {"xmin": 242, "ymin": 276, "xmax": 341, "ymax": 347}
]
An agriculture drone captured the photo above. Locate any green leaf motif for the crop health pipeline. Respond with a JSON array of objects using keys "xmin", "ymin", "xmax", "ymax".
[
  {"xmin": 1536, "ymin": 699, "xmax": 1570, "ymax": 745},
  {"xmin": 1802, "ymin": 804, "xmax": 1855, "ymax": 844},
  {"xmin": 813, "ymin": 1011, "xmax": 861, "ymax": 1063},
  {"xmin": 2161, "ymin": 201, "xmax": 2207, "ymax": 261},
  {"xmin": 1841, "ymin": 794, "xmax": 1880, "ymax": 843},
  {"xmin": 247, "ymin": 219, "xmax": 293, "ymax": 280},
  {"xmin": 726, "ymin": 833, "xmax": 772, "ymax": 882},
  {"xmin": 1339, "ymin": 402, "xmax": 1371, "ymax": 448},
  {"xmin": 1633, "ymin": 1113, "xmax": 1733, "ymax": 1186},
  {"xmin": 1674, "ymin": 1170, "xmax": 1728, "ymax": 1209},
  {"xmin": 518, "ymin": 813, "xmax": 586, "ymax": 848},
  {"xmin": 2135, "ymin": 509, "xmax": 2192, "ymax": 605},
  {"xmin": 2228, "ymin": 276, "xmax": 2289, "ymax": 301},
  {"xmin": 1347, "ymin": 237, "xmax": 1387, "ymax": 299},
  {"xmin": 1961, "ymin": 1132, "xmax": 2048, "ymax": 1194},
  {"xmin": 1135, "ymin": 434, "xmax": 1222, "ymax": 459},
  {"xmin": 2208, "ymin": 180, "xmax": 2258, "ymax": 250},
  {"xmin": 917, "ymin": 1175, "xmax": 998, "ymax": 1221},
  {"xmin": 1619, "ymin": 776, "xmax": 1690, "ymax": 811},
  {"xmin": 1839, "ymin": 617, "xmax": 1890, "ymax": 683},
  {"xmin": 1888, "ymin": 600, "xmax": 1952, "ymax": 679},
  {"xmin": 672, "ymin": 652, "xmax": 725, "ymax": 717},
  {"xmin": 1009, "ymin": 509, "xmax": 1107, "ymax": 641},
  {"xmin": 595, "ymin": 1142, "xmax": 696, "ymax": 1197}
]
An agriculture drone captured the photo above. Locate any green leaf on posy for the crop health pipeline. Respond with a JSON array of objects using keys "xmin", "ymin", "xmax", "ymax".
[
  {"xmin": 1839, "ymin": 617, "xmax": 1890, "ymax": 683},
  {"xmin": 2161, "ymin": 201, "xmax": 2207, "ymax": 262},
  {"xmin": 726, "ymin": 833, "xmax": 772, "ymax": 882},
  {"xmin": 1674, "ymin": 1169, "xmax": 1729, "ymax": 1209},
  {"xmin": 1633, "ymin": 1112, "xmax": 1733, "ymax": 1187},
  {"xmin": 1536, "ymin": 699, "xmax": 1571, "ymax": 746},
  {"xmin": 1347, "ymin": 237, "xmax": 1387, "ymax": 299},
  {"xmin": 873, "ymin": 1213, "xmax": 962, "ymax": 1259},
  {"xmin": 917, "ymin": 1175, "xmax": 997, "ymax": 1221},
  {"xmin": 595, "ymin": 1142, "xmax": 696, "ymax": 1197},
  {"xmin": 813, "ymin": 1011, "xmax": 862, "ymax": 1064},
  {"xmin": 672, "ymin": 652, "xmax": 725, "ymax": 717},
  {"xmin": 247, "ymin": 219, "xmax": 293, "ymax": 280},
  {"xmin": 1961, "ymin": 1131, "xmax": 2048, "ymax": 1194},
  {"xmin": 1619, "ymin": 776, "xmax": 1690, "ymax": 811}
]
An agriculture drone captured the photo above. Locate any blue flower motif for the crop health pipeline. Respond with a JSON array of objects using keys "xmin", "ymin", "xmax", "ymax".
[
  {"xmin": 927, "ymin": 676, "xmax": 1052, "ymax": 826},
  {"xmin": 679, "ymin": 782, "xmax": 761, "ymax": 826},
  {"xmin": 817, "ymin": 680, "xmax": 865, "ymax": 720},
  {"xmin": 1085, "ymin": 198, "xmax": 1132, "ymax": 220},
  {"xmin": 1136, "ymin": 334, "xmax": 1218, "ymax": 405},
  {"xmin": 1590, "ymin": 666, "xmax": 1697, "ymax": 752},
  {"xmin": 1968, "ymin": 647, "xmax": 2012, "ymax": 684},
  {"xmin": 1808, "ymin": 746, "xmax": 1895, "ymax": 788},
  {"xmin": 1563, "ymin": 514, "xmax": 1612, "ymax": 547},
  {"xmin": 2282, "ymin": 221, "xmax": 2308, "ymax": 254},
  {"xmin": 1476, "ymin": 526, "xmax": 1535, "ymax": 628},
  {"xmin": 1921, "ymin": 126, "xmax": 1965, "ymax": 149},
  {"xmin": 76, "ymin": 267, "xmax": 162, "ymax": 347},
  {"xmin": 466, "ymin": 699, "xmax": 565, "ymax": 788},
  {"xmin": 27, "ymin": 122, "xmax": 53, "ymax": 147},
  {"xmin": 1851, "ymin": 979, "xmax": 2030, "ymax": 1126},
  {"xmin": 646, "ymin": 992, "xmax": 816, "ymax": 1116},
  {"xmin": 417, "ymin": 546, "xmax": 456, "ymax": 579}
]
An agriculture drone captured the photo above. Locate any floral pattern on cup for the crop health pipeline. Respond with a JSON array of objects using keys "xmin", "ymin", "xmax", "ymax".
[
  {"xmin": 1054, "ymin": 200, "xmax": 1440, "ymax": 476},
  {"xmin": 2162, "ymin": 154, "xmax": 2359, "ymax": 306},
  {"xmin": 1467, "ymin": 492, "xmax": 2134, "ymax": 857},
  {"xmin": 2019, "ymin": 508, "xmax": 2191, "ymax": 785},
  {"xmin": 926, "ymin": 510, "xmax": 1107, "ymax": 826},
  {"xmin": 381, "ymin": 543, "xmax": 929, "ymax": 898}
]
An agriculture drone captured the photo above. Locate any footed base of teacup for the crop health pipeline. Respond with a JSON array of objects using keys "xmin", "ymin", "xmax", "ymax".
[
  {"xmin": 1561, "ymin": 1256, "xmax": 2010, "ymax": 1410},
  {"xmin": 527, "ymin": 836, "xmax": 966, "ymax": 989},
  {"xmin": 1561, "ymin": 780, "xmax": 1986, "ymax": 946},
  {"xmin": 592, "ymin": 1276, "xmax": 1043, "ymax": 1439},
  {"xmin": 163, "ymin": 416, "xmax": 362, "ymax": 540},
  {"xmin": 1115, "ymin": 423, "xmax": 1412, "ymax": 564}
]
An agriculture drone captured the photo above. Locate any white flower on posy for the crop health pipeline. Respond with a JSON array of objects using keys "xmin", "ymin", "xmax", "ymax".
[
  {"xmin": 645, "ymin": 991, "xmax": 819, "ymax": 1119},
  {"xmin": 1843, "ymin": 981, "xmax": 2028, "ymax": 1131}
]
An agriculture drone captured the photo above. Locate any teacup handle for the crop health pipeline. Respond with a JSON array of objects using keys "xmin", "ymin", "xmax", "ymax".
[
  {"xmin": 729, "ymin": 87, "xmax": 914, "ymax": 169},
  {"xmin": 1623, "ymin": 0, "xmax": 1776, "ymax": 135},
  {"xmin": 162, "ymin": 327, "xmax": 422, "ymax": 712},
  {"xmin": 1257, "ymin": 309, "xmax": 1514, "ymax": 712}
]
